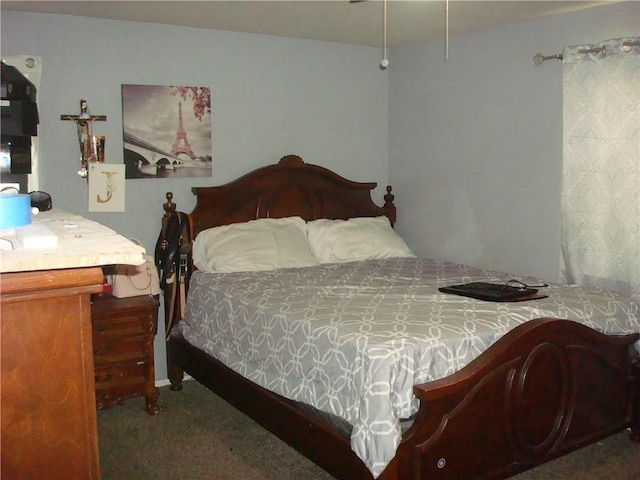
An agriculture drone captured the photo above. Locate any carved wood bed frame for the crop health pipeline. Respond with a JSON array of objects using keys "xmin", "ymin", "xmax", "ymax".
[{"xmin": 158, "ymin": 154, "xmax": 640, "ymax": 480}]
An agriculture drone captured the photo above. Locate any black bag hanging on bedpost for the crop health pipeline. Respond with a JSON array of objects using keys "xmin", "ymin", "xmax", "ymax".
[
  {"xmin": 155, "ymin": 211, "xmax": 192, "ymax": 339},
  {"xmin": 156, "ymin": 211, "xmax": 194, "ymax": 287}
]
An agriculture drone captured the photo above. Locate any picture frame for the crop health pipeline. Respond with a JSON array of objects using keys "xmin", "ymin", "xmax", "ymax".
[
  {"xmin": 88, "ymin": 163, "xmax": 125, "ymax": 212},
  {"xmin": 121, "ymin": 84, "xmax": 212, "ymax": 179}
]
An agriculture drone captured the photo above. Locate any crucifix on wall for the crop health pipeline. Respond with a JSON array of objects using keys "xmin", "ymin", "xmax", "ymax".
[{"xmin": 61, "ymin": 99, "xmax": 107, "ymax": 178}]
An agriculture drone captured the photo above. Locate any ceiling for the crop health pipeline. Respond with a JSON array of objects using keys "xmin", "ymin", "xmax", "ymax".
[{"xmin": 1, "ymin": 1, "xmax": 618, "ymax": 48}]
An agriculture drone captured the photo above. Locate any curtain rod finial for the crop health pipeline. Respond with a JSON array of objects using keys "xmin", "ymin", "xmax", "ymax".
[
  {"xmin": 533, "ymin": 53, "xmax": 545, "ymax": 66},
  {"xmin": 533, "ymin": 52, "xmax": 563, "ymax": 66}
]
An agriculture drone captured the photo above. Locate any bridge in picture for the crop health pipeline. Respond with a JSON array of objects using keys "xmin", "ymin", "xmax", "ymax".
[
  {"xmin": 123, "ymin": 130, "xmax": 206, "ymax": 177},
  {"xmin": 124, "ymin": 130, "xmax": 181, "ymax": 168}
]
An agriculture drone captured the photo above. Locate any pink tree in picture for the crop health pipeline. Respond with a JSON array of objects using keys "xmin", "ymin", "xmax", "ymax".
[{"xmin": 121, "ymin": 84, "xmax": 212, "ymax": 179}]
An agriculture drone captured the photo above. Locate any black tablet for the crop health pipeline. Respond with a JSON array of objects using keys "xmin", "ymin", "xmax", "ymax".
[{"xmin": 438, "ymin": 282, "xmax": 548, "ymax": 302}]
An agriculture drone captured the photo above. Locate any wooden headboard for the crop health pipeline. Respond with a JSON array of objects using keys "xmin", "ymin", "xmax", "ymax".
[
  {"xmin": 157, "ymin": 154, "xmax": 397, "ymax": 336},
  {"xmin": 161, "ymin": 154, "xmax": 396, "ymax": 239}
]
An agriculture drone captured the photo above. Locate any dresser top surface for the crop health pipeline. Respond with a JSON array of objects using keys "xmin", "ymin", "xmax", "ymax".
[{"xmin": 0, "ymin": 209, "xmax": 145, "ymax": 273}]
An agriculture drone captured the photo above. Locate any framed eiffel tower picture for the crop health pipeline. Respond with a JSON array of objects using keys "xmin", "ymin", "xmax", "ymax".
[{"xmin": 121, "ymin": 84, "xmax": 212, "ymax": 179}]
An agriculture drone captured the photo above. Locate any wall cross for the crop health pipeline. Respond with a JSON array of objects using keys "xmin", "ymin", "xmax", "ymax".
[{"xmin": 60, "ymin": 99, "xmax": 107, "ymax": 177}]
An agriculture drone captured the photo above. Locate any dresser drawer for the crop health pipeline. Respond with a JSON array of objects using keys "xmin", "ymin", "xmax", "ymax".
[
  {"xmin": 94, "ymin": 362, "xmax": 149, "ymax": 389},
  {"xmin": 93, "ymin": 336, "xmax": 151, "ymax": 366}
]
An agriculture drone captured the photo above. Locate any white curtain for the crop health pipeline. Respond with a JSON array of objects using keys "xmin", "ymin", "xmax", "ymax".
[{"xmin": 561, "ymin": 37, "xmax": 640, "ymax": 301}]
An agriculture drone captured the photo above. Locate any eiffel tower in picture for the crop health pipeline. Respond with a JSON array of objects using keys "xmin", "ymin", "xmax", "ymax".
[{"xmin": 171, "ymin": 101, "xmax": 196, "ymax": 158}]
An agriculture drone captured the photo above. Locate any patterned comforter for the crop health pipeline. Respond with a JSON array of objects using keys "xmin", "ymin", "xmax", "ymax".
[{"xmin": 180, "ymin": 258, "xmax": 640, "ymax": 478}]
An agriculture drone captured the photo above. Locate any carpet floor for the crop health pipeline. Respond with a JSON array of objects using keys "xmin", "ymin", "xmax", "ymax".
[{"xmin": 98, "ymin": 381, "xmax": 640, "ymax": 480}]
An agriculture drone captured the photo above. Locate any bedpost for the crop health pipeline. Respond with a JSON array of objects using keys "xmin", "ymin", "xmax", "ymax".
[
  {"xmin": 631, "ymin": 355, "xmax": 640, "ymax": 442},
  {"xmin": 157, "ymin": 192, "xmax": 176, "ymax": 326},
  {"xmin": 383, "ymin": 186, "xmax": 397, "ymax": 226},
  {"xmin": 161, "ymin": 192, "xmax": 176, "ymax": 232},
  {"xmin": 156, "ymin": 191, "xmax": 187, "ymax": 391}
]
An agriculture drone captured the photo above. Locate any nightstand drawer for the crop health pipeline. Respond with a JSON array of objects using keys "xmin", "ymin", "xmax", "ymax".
[
  {"xmin": 93, "ymin": 337, "xmax": 151, "ymax": 366},
  {"xmin": 93, "ymin": 315, "xmax": 152, "ymax": 337},
  {"xmin": 94, "ymin": 362, "xmax": 149, "ymax": 388}
]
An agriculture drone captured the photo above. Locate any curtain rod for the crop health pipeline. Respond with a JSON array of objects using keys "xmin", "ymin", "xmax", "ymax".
[{"xmin": 532, "ymin": 39, "xmax": 640, "ymax": 66}]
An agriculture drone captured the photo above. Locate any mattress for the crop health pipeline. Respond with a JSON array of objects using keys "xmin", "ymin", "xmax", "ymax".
[{"xmin": 179, "ymin": 257, "xmax": 640, "ymax": 478}]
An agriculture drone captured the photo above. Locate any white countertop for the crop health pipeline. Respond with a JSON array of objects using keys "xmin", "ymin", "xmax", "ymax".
[{"xmin": 0, "ymin": 209, "xmax": 146, "ymax": 273}]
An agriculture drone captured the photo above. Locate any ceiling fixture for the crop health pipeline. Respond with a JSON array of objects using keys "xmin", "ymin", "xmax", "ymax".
[
  {"xmin": 380, "ymin": 0, "xmax": 389, "ymax": 69},
  {"xmin": 350, "ymin": 0, "xmax": 388, "ymax": 69},
  {"xmin": 352, "ymin": 0, "xmax": 451, "ymax": 67},
  {"xmin": 445, "ymin": 0, "xmax": 449, "ymax": 61}
]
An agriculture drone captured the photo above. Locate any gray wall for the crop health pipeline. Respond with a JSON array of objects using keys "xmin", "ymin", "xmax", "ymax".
[
  {"xmin": 3, "ymin": 3, "xmax": 638, "ymax": 382},
  {"xmin": 389, "ymin": 1, "xmax": 639, "ymax": 281},
  {"xmin": 1, "ymin": 12, "xmax": 389, "ymax": 382}
]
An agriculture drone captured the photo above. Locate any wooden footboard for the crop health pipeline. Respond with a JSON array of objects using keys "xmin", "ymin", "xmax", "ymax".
[
  {"xmin": 390, "ymin": 318, "xmax": 640, "ymax": 480},
  {"xmin": 168, "ymin": 318, "xmax": 639, "ymax": 480}
]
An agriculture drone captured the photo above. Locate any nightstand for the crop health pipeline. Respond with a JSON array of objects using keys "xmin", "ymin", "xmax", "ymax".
[{"xmin": 91, "ymin": 294, "xmax": 160, "ymax": 415}]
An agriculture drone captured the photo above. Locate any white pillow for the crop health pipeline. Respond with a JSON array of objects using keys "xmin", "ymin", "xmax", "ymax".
[
  {"xmin": 193, "ymin": 216, "xmax": 318, "ymax": 273},
  {"xmin": 306, "ymin": 216, "xmax": 415, "ymax": 264}
]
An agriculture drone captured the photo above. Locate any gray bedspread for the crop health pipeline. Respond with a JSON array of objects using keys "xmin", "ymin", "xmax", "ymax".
[{"xmin": 179, "ymin": 257, "xmax": 640, "ymax": 478}]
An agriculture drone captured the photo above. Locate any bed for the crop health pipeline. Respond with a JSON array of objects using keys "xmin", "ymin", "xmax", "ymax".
[{"xmin": 157, "ymin": 154, "xmax": 640, "ymax": 480}]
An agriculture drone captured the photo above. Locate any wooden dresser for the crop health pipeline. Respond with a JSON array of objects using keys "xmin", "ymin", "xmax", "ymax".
[
  {"xmin": 0, "ymin": 209, "xmax": 146, "ymax": 480},
  {"xmin": 1, "ymin": 267, "xmax": 104, "ymax": 480},
  {"xmin": 91, "ymin": 294, "xmax": 160, "ymax": 415}
]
